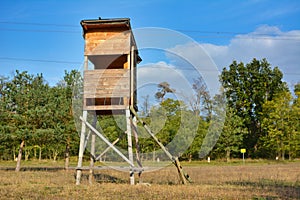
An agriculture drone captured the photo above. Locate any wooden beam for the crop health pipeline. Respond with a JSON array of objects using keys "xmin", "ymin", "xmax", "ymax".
[
  {"xmin": 80, "ymin": 116, "xmax": 135, "ymax": 167},
  {"xmin": 126, "ymin": 109, "xmax": 135, "ymax": 185},
  {"xmin": 130, "ymin": 46, "xmax": 134, "ymax": 107},
  {"xmin": 76, "ymin": 111, "xmax": 88, "ymax": 185},
  {"xmin": 95, "ymin": 137, "xmax": 120, "ymax": 161},
  {"xmin": 83, "ymin": 105, "xmax": 126, "ymax": 111},
  {"xmin": 89, "ymin": 115, "xmax": 97, "ymax": 184},
  {"xmin": 132, "ymin": 116, "xmax": 143, "ymax": 183},
  {"xmin": 129, "ymin": 106, "xmax": 191, "ymax": 184}
]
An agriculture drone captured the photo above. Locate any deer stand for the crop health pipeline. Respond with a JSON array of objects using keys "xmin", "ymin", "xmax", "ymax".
[
  {"xmin": 76, "ymin": 17, "xmax": 190, "ymax": 185},
  {"xmin": 76, "ymin": 18, "xmax": 142, "ymax": 185},
  {"xmin": 76, "ymin": 109, "xmax": 143, "ymax": 185}
]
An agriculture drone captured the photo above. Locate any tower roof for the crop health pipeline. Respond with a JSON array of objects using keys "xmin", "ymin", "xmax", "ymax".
[{"xmin": 80, "ymin": 18, "xmax": 131, "ymax": 36}]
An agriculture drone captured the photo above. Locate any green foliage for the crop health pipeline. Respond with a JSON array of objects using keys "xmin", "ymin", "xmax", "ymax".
[
  {"xmin": 0, "ymin": 70, "xmax": 79, "ymax": 161},
  {"xmin": 220, "ymin": 58, "xmax": 287, "ymax": 157},
  {"xmin": 0, "ymin": 61, "xmax": 298, "ymax": 162},
  {"xmin": 155, "ymin": 82, "xmax": 175, "ymax": 102},
  {"xmin": 259, "ymin": 90, "xmax": 300, "ymax": 160},
  {"xmin": 214, "ymin": 105, "xmax": 247, "ymax": 161}
]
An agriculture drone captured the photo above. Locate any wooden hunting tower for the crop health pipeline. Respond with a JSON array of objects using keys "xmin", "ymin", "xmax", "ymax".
[
  {"xmin": 81, "ymin": 18, "xmax": 141, "ymax": 114},
  {"xmin": 76, "ymin": 18, "xmax": 142, "ymax": 185},
  {"xmin": 76, "ymin": 18, "xmax": 190, "ymax": 186}
]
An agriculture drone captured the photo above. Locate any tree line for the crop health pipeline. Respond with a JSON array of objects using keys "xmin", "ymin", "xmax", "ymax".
[
  {"xmin": 0, "ymin": 70, "xmax": 80, "ymax": 169},
  {"xmin": 0, "ymin": 58, "xmax": 299, "ymax": 166}
]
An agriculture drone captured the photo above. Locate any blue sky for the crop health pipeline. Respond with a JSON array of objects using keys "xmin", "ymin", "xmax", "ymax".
[{"xmin": 0, "ymin": 0, "xmax": 299, "ymax": 96}]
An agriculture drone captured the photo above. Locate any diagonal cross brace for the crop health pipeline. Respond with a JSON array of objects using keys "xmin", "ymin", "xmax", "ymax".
[
  {"xmin": 80, "ymin": 116, "xmax": 135, "ymax": 168},
  {"xmin": 95, "ymin": 137, "xmax": 120, "ymax": 161},
  {"xmin": 129, "ymin": 106, "xmax": 191, "ymax": 184}
]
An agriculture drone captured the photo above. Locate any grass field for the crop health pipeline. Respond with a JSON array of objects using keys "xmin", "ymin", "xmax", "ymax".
[{"xmin": 0, "ymin": 160, "xmax": 299, "ymax": 199}]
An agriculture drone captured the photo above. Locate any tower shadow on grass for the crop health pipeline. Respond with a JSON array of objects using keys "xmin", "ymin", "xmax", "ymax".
[
  {"xmin": 75, "ymin": 173, "xmax": 127, "ymax": 184},
  {"xmin": 226, "ymin": 180, "xmax": 300, "ymax": 199}
]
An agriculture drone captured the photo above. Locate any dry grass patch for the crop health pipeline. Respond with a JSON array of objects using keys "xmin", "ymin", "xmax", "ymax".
[{"xmin": 0, "ymin": 161, "xmax": 299, "ymax": 199}]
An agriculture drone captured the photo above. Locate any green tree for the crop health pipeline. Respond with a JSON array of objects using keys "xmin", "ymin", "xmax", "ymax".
[
  {"xmin": 220, "ymin": 58, "xmax": 287, "ymax": 157},
  {"xmin": 0, "ymin": 75, "xmax": 14, "ymax": 160},
  {"xmin": 189, "ymin": 76, "xmax": 212, "ymax": 118},
  {"xmin": 140, "ymin": 95, "xmax": 150, "ymax": 117},
  {"xmin": 260, "ymin": 91, "xmax": 293, "ymax": 160},
  {"xmin": 290, "ymin": 83, "xmax": 300, "ymax": 159},
  {"xmin": 0, "ymin": 70, "xmax": 80, "ymax": 166},
  {"xmin": 3, "ymin": 71, "xmax": 48, "ymax": 170},
  {"xmin": 215, "ymin": 107, "xmax": 247, "ymax": 161},
  {"xmin": 155, "ymin": 82, "xmax": 175, "ymax": 102},
  {"xmin": 182, "ymin": 118, "xmax": 208, "ymax": 161},
  {"xmin": 53, "ymin": 70, "xmax": 81, "ymax": 166}
]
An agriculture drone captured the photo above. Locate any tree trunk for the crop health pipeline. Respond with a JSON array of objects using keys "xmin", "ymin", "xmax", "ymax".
[
  {"xmin": 13, "ymin": 148, "xmax": 16, "ymax": 161},
  {"xmin": 15, "ymin": 140, "xmax": 25, "ymax": 172},
  {"xmin": 39, "ymin": 147, "xmax": 42, "ymax": 161},
  {"xmin": 226, "ymin": 149, "xmax": 230, "ymax": 162},
  {"xmin": 34, "ymin": 147, "xmax": 37, "ymax": 159},
  {"xmin": 65, "ymin": 143, "xmax": 70, "ymax": 170},
  {"xmin": 53, "ymin": 151, "xmax": 58, "ymax": 161},
  {"xmin": 25, "ymin": 148, "xmax": 30, "ymax": 161},
  {"xmin": 281, "ymin": 149, "xmax": 285, "ymax": 161},
  {"xmin": 281, "ymin": 140, "xmax": 285, "ymax": 160}
]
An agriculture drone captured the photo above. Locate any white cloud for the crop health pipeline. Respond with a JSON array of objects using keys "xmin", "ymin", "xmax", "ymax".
[
  {"xmin": 136, "ymin": 25, "xmax": 300, "ymax": 105},
  {"xmin": 201, "ymin": 25, "xmax": 300, "ymax": 86},
  {"xmin": 137, "ymin": 61, "xmax": 194, "ymax": 102},
  {"xmin": 166, "ymin": 42, "xmax": 221, "ymax": 96}
]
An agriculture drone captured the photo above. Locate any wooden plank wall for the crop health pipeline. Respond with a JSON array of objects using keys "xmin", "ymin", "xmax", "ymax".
[
  {"xmin": 84, "ymin": 69, "xmax": 130, "ymax": 98},
  {"xmin": 85, "ymin": 30, "xmax": 131, "ymax": 55}
]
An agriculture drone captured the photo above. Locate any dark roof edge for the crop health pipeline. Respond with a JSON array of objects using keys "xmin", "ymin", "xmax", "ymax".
[{"xmin": 80, "ymin": 18, "xmax": 130, "ymax": 25}]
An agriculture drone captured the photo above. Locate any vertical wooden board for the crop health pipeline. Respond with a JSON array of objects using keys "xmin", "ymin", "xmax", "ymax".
[{"xmin": 123, "ymin": 61, "xmax": 129, "ymax": 69}]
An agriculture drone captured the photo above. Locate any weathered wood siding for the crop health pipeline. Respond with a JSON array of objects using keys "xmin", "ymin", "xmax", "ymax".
[
  {"xmin": 85, "ymin": 30, "xmax": 131, "ymax": 55},
  {"xmin": 84, "ymin": 69, "xmax": 130, "ymax": 99}
]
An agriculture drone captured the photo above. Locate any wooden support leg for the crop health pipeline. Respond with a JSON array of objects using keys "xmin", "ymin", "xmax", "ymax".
[
  {"xmin": 132, "ymin": 116, "xmax": 143, "ymax": 183},
  {"xmin": 129, "ymin": 106, "xmax": 191, "ymax": 184},
  {"xmin": 89, "ymin": 115, "xmax": 97, "ymax": 185},
  {"xmin": 76, "ymin": 111, "xmax": 88, "ymax": 185},
  {"xmin": 126, "ymin": 109, "xmax": 135, "ymax": 185}
]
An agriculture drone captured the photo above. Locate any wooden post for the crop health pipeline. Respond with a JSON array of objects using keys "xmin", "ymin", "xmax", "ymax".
[
  {"xmin": 130, "ymin": 45, "xmax": 134, "ymax": 107},
  {"xmin": 89, "ymin": 115, "xmax": 97, "ymax": 184},
  {"xmin": 132, "ymin": 116, "xmax": 143, "ymax": 183},
  {"xmin": 76, "ymin": 110, "xmax": 88, "ymax": 185},
  {"xmin": 126, "ymin": 109, "xmax": 135, "ymax": 185}
]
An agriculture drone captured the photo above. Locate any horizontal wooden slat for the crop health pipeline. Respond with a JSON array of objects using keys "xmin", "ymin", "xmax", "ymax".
[
  {"xmin": 84, "ymin": 71, "xmax": 129, "ymax": 77},
  {"xmin": 84, "ymin": 93, "xmax": 129, "ymax": 98},
  {"xmin": 84, "ymin": 69, "xmax": 130, "ymax": 99},
  {"xmin": 85, "ymin": 31, "xmax": 129, "ymax": 40},
  {"xmin": 84, "ymin": 105, "xmax": 127, "ymax": 111},
  {"xmin": 84, "ymin": 77, "xmax": 129, "ymax": 82},
  {"xmin": 85, "ymin": 34, "xmax": 131, "ymax": 55},
  {"xmin": 84, "ymin": 85, "xmax": 129, "ymax": 90},
  {"xmin": 84, "ymin": 78, "xmax": 129, "ymax": 85},
  {"xmin": 84, "ymin": 89, "xmax": 129, "ymax": 94},
  {"xmin": 84, "ymin": 86, "xmax": 129, "ymax": 92},
  {"xmin": 84, "ymin": 69, "xmax": 129, "ymax": 76}
]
